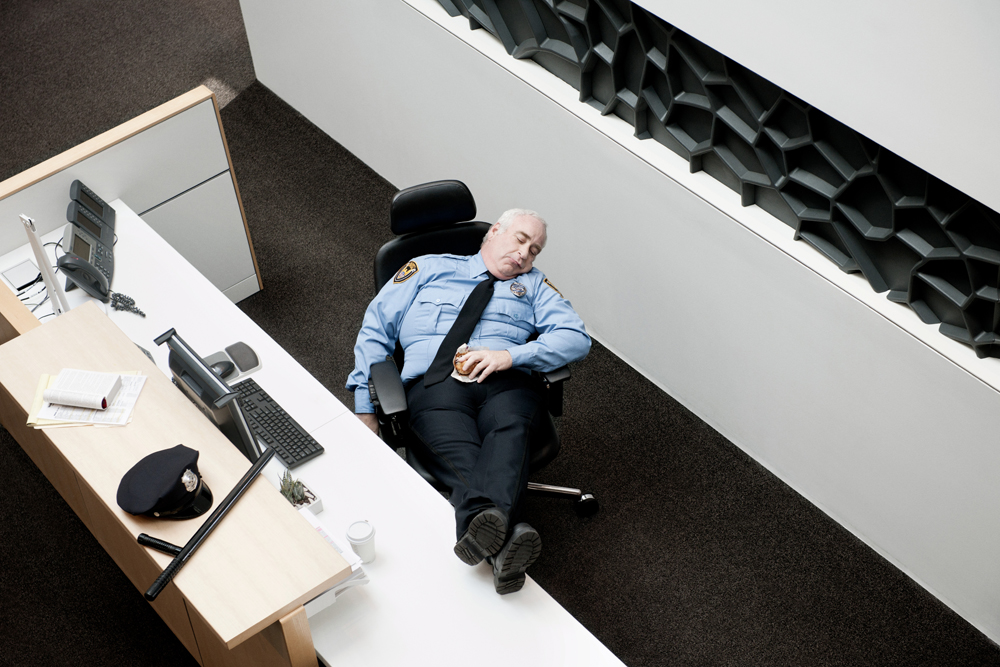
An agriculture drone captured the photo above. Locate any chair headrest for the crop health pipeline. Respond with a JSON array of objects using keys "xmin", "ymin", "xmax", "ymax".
[{"xmin": 390, "ymin": 180, "xmax": 477, "ymax": 235}]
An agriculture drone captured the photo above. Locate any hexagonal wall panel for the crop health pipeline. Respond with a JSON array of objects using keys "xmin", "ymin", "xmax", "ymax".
[{"xmin": 438, "ymin": 0, "xmax": 1000, "ymax": 358}]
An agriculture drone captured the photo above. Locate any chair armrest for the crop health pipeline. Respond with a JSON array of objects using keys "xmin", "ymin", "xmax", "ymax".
[
  {"xmin": 369, "ymin": 359, "xmax": 408, "ymax": 416},
  {"xmin": 539, "ymin": 366, "xmax": 570, "ymax": 384},
  {"xmin": 534, "ymin": 366, "xmax": 570, "ymax": 418},
  {"xmin": 369, "ymin": 359, "xmax": 410, "ymax": 442}
]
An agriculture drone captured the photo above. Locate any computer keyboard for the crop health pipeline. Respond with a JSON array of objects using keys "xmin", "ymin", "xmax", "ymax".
[{"xmin": 232, "ymin": 377, "xmax": 324, "ymax": 469}]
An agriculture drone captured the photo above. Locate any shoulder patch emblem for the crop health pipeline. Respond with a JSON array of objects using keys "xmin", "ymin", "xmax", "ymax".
[
  {"xmin": 393, "ymin": 261, "xmax": 419, "ymax": 284},
  {"xmin": 543, "ymin": 278, "xmax": 563, "ymax": 298}
]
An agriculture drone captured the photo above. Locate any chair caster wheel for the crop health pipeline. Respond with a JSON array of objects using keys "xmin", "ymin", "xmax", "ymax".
[{"xmin": 574, "ymin": 493, "xmax": 599, "ymax": 517}]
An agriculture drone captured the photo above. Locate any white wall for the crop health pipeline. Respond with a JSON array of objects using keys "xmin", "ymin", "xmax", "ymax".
[
  {"xmin": 635, "ymin": 0, "xmax": 1000, "ymax": 215},
  {"xmin": 238, "ymin": 0, "xmax": 1000, "ymax": 642}
]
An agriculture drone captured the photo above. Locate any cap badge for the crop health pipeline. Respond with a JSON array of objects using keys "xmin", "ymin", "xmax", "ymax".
[
  {"xmin": 510, "ymin": 282, "xmax": 527, "ymax": 298},
  {"xmin": 181, "ymin": 469, "xmax": 198, "ymax": 492}
]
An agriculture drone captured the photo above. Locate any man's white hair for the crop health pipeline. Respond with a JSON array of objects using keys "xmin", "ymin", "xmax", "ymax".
[{"xmin": 483, "ymin": 208, "xmax": 548, "ymax": 247}]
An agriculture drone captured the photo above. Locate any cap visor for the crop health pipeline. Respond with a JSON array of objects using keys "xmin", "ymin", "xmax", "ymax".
[{"xmin": 167, "ymin": 482, "xmax": 214, "ymax": 520}]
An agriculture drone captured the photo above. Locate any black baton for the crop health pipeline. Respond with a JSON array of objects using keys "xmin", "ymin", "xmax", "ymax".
[
  {"xmin": 138, "ymin": 533, "xmax": 182, "ymax": 556},
  {"xmin": 144, "ymin": 447, "xmax": 276, "ymax": 601}
]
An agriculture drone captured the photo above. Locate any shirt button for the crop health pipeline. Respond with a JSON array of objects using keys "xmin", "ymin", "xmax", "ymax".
[{"xmin": 435, "ymin": 299, "xmax": 440, "ymax": 303}]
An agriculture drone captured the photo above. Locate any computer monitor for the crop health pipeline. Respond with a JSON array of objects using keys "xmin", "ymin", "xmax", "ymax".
[
  {"xmin": 20, "ymin": 214, "xmax": 70, "ymax": 316},
  {"xmin": 154, "ymin": 328, "xmax": 262, "ymax": 463}
]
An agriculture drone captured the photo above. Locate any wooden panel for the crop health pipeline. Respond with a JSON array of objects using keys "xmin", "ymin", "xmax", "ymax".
[
  {"xmin": 278, "ymin": 607, "xmax": 317, "ymax": 667},
  {"xmin": 0, "ymin": 281, "xmax": 38, "ymax": 345},
  {"xmin": 223, "ymin": 274, "xmax": 264, "ymax": 303},
  {"xmin": 0, "ymin": 303, "xmax": 351, "ymax": 649},
  {"xmin": 187, "ymin": 604, "xmax": 286, "ymax": 667},
  {"xmin": 76, "ymin": 475, "xmax": 203, "ymax": 663},
  {"xmin": 0, "ymin": 381, "xmax": 91, "ymax": 527}
]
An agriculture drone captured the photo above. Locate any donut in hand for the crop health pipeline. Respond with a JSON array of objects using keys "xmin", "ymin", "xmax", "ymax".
[{"xmin": 453, "ymin": 344, "xmax": 472, "ymax": 376}]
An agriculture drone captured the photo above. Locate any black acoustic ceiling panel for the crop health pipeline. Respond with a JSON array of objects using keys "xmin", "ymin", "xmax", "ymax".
[{"xmin": 436, "ymin": 0, "xmax": 1000, "ymax": 359}]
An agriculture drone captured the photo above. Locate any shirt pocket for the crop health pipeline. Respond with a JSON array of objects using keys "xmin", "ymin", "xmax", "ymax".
[
  {"xmin": 484, "ymin": 296, "xmax": 535, "ymax": 340},
  {"xmin": 412, "ymin": 286, "xmax": 462, "ymax": 334}
]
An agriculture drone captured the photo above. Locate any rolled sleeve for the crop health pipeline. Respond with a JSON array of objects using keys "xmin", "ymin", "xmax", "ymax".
[{"xmin": 354, "ymin": 383, "xmax": 375, "ymax": 414}]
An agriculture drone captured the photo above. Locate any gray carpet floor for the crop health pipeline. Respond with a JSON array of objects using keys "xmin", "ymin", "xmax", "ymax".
[{"xmin": 2, "ymin": 2, "xmax": 999, "ymax": 666}]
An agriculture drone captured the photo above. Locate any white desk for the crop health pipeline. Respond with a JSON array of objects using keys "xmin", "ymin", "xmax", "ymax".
[{"xmin": 1, "ymin": 202, "xmax": 624, "ymax": 667}]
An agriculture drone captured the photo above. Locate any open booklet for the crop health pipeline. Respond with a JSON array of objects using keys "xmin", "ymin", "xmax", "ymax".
[{"xmin": 42, "ymin": 369, "xmax": 122, "ymax": 410}]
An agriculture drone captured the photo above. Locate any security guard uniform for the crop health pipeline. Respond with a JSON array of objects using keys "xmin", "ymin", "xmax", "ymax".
[{"xmin": 347, "ymin": 252, "xmax": 590, "ymax": 537}]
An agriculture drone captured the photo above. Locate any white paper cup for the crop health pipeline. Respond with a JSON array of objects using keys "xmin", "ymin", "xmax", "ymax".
[{"xmin": 346, "ymin": 520, "xmax": 376, "ymax": 563}]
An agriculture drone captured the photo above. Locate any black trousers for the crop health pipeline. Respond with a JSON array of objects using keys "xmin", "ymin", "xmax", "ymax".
[{"xmin": 406, "ymin": 372, "xmax": 542, "ymax": 540}]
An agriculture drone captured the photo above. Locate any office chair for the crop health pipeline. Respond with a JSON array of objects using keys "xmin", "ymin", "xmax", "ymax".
[{"xmin": 367, "ymin": 180, "xmax": 599, "ymax": 517}]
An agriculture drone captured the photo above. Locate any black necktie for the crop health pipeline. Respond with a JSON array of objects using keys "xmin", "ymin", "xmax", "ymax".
[{"xmin": 424, "ymin": 274, "xmax": 498, "ymax": 387}]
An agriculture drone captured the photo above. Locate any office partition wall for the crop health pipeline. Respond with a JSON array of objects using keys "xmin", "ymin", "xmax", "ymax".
[{"xmin": 0, "ymin": 87, "xmax": 261, "ymax": 302}]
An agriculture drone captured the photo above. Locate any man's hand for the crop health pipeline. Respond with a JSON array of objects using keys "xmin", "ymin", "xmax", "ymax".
[
  {"xmin": 458, "ymin": 349, "xmax": 513, "ymax": 382},
  {"xmin": 357, "ymin": 412, "xmax": 379, "ymax": 434}
]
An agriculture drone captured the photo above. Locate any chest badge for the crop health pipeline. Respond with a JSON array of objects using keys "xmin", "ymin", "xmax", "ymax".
[{"xmin": 510, "ymin": 282, "xmax": 527, "ymax": 298}]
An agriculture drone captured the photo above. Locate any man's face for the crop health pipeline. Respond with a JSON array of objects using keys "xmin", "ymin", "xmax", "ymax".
[{"xmin": 482, "ymin": 215, "xmax": 546, "ymax": 280}]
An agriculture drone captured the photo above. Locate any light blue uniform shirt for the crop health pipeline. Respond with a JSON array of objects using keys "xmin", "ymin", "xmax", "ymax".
[{"xmin": 347, "ymin": 252, "xmax": 591, "ymax": 413}]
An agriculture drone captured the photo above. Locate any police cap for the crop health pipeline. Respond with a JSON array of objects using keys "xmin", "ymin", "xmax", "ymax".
[{"xmin": 116, "ymin": 445, "xmax": 213, "ymax": 520}]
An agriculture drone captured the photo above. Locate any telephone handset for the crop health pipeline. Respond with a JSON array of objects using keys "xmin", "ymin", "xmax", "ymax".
[{"xmin": 57, "ymin": 223, "xmax": 113, "ymax": 302}]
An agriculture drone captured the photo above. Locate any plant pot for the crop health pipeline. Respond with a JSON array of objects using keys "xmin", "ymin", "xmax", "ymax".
[{"xmin": 292, "ymin": 482, "xmax": 323, "ymax": 514}]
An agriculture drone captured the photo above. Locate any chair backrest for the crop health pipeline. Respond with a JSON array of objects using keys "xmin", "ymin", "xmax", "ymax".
[
  {"xmin": 374, "ymin": 180, "xmax": 492, "ymax": 292},
  {"xmin": 373, "ymin": 180, "xmax": 563, "ymax": 475}
]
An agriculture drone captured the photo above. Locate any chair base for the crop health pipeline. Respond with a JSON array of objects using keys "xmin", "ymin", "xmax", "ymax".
[
  {"xmin": 527, "ymin": 482, "xmax": 599, "ymax": 517},
  {"xmin": 398, "ymin": 438, "xmax": 599, "ymax": 516}
]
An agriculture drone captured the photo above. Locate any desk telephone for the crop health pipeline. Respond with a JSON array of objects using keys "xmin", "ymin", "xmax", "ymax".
[
  {"xmin": 59, "ymin": 223, "xmax": 113, "ymax": 300},
  {"xmin": 59, "ymin": 180, "xmax": 115, "ymax": 302}
]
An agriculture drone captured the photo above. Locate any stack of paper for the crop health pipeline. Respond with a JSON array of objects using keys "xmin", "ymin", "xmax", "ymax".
[{"xmin": 28, "ymin": 369, "xmax": 147, "ymax": 428}]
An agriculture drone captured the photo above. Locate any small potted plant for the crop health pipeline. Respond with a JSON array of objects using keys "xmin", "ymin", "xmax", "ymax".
[{"xmin": 279, "ymin": 469, "xmax": 323, "ymax": 514}]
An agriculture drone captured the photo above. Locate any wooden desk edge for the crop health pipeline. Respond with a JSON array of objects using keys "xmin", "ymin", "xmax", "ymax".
[
  {"xmin": 224, "ymin": 552, "xmax": 353, "ymax": 650},
  {"xmin": 0, "ymin": 303, "xmax": 351, "ymax": 663}
]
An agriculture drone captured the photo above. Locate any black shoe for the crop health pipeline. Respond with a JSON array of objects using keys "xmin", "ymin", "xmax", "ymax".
[
  {"xmin": 492, "ymin": 523, "xmax": 541, "ymax": 595},
  {"xmin": 454, "ymin": 507, "xmax": 508, "ymax": 566}
]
